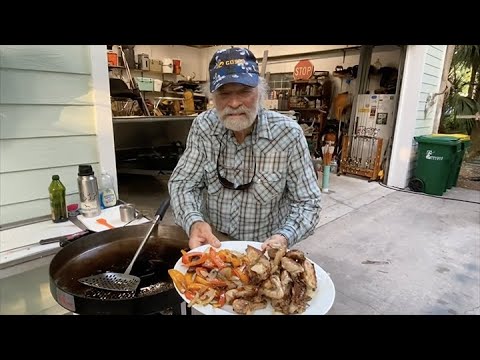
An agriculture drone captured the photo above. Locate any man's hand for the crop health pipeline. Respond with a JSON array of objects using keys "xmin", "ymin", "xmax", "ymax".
[
  {"xmin": 189, "ymin": 221, "xmax": 221, "ymax": 249},
  {"xmin": 261, "ymin": 234, "xmax": 288, "ymax": 251}
]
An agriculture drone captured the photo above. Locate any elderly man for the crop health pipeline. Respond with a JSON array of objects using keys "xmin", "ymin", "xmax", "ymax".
[{"xmin": 168, "ymin": 47, "xmax": 321, "ymax": 250}]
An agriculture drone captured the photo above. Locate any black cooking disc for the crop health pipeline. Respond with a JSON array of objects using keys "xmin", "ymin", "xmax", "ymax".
[{"xmin": 49, "ymin": 224, "xmax": 189, "ymax": 315}]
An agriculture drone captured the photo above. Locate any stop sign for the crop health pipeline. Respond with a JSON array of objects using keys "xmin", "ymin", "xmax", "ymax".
[{"xmin": 294, "ymin": 59, "xmax": 314, "ymax": 80}]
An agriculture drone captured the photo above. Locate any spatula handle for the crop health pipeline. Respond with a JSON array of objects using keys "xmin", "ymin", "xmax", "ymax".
[
  {"xmin": 155, "ymin": 198, "xmax": 170, "ymax": 221},
  {"xmin": 124, "ymin": 214, "xmax": 160, "ymax": 275},
  {"xmin": 123, "ymin": 197, "xmax": 170, "ymax": 275}
]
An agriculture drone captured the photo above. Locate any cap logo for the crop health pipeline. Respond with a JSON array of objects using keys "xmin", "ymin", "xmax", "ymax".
[{"xmin": 209, "ymin": 47, "xmax": 259, "ymax": 92}]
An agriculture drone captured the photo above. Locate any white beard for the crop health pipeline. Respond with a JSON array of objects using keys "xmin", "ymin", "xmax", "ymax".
[{"xmin": 218, "ymin": 104, "xmax": 259, "ymax": 131}]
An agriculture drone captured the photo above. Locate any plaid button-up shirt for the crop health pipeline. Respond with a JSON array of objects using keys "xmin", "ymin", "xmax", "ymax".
[{"xmin": 168, "ymin": 108, "xmax": 322, "ymax": 247}]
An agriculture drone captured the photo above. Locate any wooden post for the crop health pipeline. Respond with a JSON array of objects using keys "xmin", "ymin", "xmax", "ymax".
[
  {"xmin": 371, "ymin": 138, "xmax": 383, "ymax": 181},
  {"xmin": 340, "ymin": 135, "xmax": 350, "ymax": 175}
]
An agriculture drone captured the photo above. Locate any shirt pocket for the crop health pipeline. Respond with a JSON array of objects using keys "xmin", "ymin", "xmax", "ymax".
[
  {"xmin": 251, "ymin": 170, "xmax": 285, "ymax": 204},
  {"xmin": 204, "ymin": 161, "xmax": 223, "ymax": 195}
]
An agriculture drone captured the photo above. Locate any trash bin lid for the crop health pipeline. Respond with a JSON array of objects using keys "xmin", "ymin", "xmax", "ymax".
[
  {"xmin": 415, "ymin": 135, "xmax": 461, "ymax": 145},
  {"xmin": 431, "ymin": 133, "xmax": 470, "ymax": 141}
]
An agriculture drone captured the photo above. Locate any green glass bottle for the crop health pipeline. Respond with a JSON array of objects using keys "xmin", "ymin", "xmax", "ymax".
[{"xmin": 49, "ymin": 175, "xmax": 68, "ymax": 223}]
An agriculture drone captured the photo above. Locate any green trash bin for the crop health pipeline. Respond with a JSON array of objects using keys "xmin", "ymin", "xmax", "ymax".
[
  {"xmin": 409, "ymin": 135, "xmax": 461, "ymax": 195},
  {"xmin": 446, "ymin": 134, "xmax": 471, "ymax": 188}
]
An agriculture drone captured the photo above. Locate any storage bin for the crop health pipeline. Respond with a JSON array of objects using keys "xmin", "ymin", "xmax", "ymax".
[
  {"xmin": 153, "ymin": 79, "xmax": 163, "ymax": 92},
  {"xmin": 135, "ymin": 77, "xmax": 154, "ymax": 92}
]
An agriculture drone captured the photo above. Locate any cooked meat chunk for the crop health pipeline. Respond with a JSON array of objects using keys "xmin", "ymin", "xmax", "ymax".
[
  {"xmin": 291, "ymin": 280, "xmax": 307, "ymax": 305},
  {"xmin": 288, "ymin": 302, "xmax": 307, "ymax": 315},
  {"xmin": 267, "ymin": 247, "xmax": 278, "ymax": 259},
  {"xmin": 260, "ymin": 275, "xmax": 284, "ymax": 300},
  {"xmin": 280, "ymin": 269, "xmax": 292, "ymax": 287},
  {"xmin": 232, "ymin": 299, "xmax": 268, "ymax": 314},
  {"xmin": 245, "ymin": 245, "xmax": 264, "ymax": 264},
  {"xmin": 250, "ymin": 255, "xmax": 271, "ymax": 281},
  {"xmin": 303, "ymin": 259, "xmax": 317, "ymax": 291},
  {"xmin": 270, "ymin": 246, "xmax": 286, "ymax": 273},
  {"xmin": 225, "ymin": 286, "xmax": 257, "ymax": 304},
  {"xmin": 232, "ymin": 299, "xmax": 251, "ymax": 314},
  {"xmin": 305, "ymin": 287, "xmax": 316, "ymax": 300},
  {"xmin": 285, "ymin": 250, "xmax": 306, "ymax": 263},
  {"xmin": 281, "ymin": 257, "xmax": 304, "ymax": 275}
]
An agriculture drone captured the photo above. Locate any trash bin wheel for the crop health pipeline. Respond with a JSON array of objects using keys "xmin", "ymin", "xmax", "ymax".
[{"xmin": 408, "ymin": 177, "xmax": 424, "ymax": 192}]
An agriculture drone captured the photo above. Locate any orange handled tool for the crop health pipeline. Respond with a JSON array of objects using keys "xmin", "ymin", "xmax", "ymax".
[{"xmin": 96, "ymin": 218, "xmax": 115, "ymax": 229}]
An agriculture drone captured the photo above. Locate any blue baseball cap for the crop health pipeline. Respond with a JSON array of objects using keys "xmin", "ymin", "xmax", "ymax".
[{"xmin": 209, "ymin": 47, "xmax": 260, "ymax": 92}]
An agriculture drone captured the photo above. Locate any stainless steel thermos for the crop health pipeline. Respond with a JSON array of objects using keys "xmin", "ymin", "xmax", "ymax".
[{"xmin": 77, "ymin": 164, "xmax": 101, "ymax": 217}]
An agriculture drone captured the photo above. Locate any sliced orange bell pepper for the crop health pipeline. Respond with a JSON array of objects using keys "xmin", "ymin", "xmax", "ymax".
[
  {"xmin": 185, "ymin": 290, "xmax": 196, "ymax": 301},
  {"xmin": 233, "ymin": 267, "xmax": 249, "ymax": 284},
  {"xmin": 187, "ymin": 283, "xmax": 209, "ymax": 292},
  {"xmin": 208, "ymin": 278, "xmax": 228, "ymax": 287},
  {"xmin": 194, "ymin": 275, "xmax": 211, "ymax": 286},
  {"xmin": 194, "ymin": 274, "xmax": 227, "ymax": 288},
  {"xmin": 209, "ymin": 247, "xmax": 226, "ymax": 269},
  {"xmin": 218, "ymin": 250, "xmax": 242, "ymax": 267},
  {"xmin": 201, "ymin": 259, "xmax": 216, "ymax": 269},
  {"xmin": 213, "ymin": 291, "xmax": 226, "ymax": 308},
  {"xmin": 182, "ymin": 252, "xmax": 208, "ymax": 267},
  {"xmin": 184, "ymin": 272, "xmax": 194, "ymax": 287},
  {"xmin": 168, "ymin": 269, "xmax": 186, "ymax": 293}
]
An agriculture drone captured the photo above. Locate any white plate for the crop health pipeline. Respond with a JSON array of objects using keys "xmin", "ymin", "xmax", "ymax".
[{"xmin": 172, "ymin": 241, "xmax": 335, "ymax": 315}]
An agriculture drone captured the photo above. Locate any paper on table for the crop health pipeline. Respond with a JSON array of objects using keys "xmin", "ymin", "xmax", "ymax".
[
  {"xmin": 77, "ymin": 205, "xmax": 150, "ymax": 232},
  {"xmin": 0, "ymin": 220, "xmax": 84, "ymax": 266}
]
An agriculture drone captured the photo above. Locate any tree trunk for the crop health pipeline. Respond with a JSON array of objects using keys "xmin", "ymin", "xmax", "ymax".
[
  {"xmin": 468, "ymin": 62, "xmax": 479, "ymax": 98},
  {"xmin": 475, "ymin": 70, "xmax": 480, "ymax": 103},
  {"xmin": 433, "ymin": 45, "xmax": 456, "ymax": 133},
  {"xmin": 466, "ymin": 122, "xmax": 480, "ymax": 161}
]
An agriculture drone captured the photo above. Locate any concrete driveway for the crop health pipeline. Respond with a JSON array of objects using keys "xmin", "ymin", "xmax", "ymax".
[{"xmin": 294, "ymin": 175, "xmax": 480, "ymax": 315}]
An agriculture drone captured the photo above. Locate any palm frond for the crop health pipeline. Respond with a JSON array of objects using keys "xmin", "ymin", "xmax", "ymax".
[
  {"xmin": 454, "ymin": 96, "xmax": 480, "ymax": 115},
  {"xmin": 440, "ymin": 45, "xmax": 480, "ymax": 134},
  {"xmin": 453, "ymin": 45, "xmax": 480, "ymax": 68}
]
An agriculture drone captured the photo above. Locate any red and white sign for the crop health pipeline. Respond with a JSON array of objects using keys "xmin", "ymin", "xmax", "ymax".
[{"xmin": 294, "ymin": 59, "xmax": 314, "ymax": 80}]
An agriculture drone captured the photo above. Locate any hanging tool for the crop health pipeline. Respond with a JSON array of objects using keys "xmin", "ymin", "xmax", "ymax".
[{"xmin": 118, "ymin": 45, "xmax": 150, "ymax": 116}]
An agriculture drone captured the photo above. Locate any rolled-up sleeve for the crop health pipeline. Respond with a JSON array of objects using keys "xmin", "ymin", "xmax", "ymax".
[
  {"xmin": 168, "ymin": 118, "xmax": 206, "ymax": 236},
  {"xmin": 275, "ymin": 131, "xmax": 322, "ymax": 247}
]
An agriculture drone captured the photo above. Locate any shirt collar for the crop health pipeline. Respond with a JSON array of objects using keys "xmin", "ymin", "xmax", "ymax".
[{"xmin": 210, "ymin": 108, "xmax": 273, "ymax": 141}]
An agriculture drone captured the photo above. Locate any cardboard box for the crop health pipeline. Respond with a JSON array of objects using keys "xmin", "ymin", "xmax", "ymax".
[{"xmin": 150, "ymin": 59, "xmax": 163, "ymax": 72}]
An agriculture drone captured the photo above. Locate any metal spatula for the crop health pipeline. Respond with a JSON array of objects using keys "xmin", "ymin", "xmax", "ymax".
[{"xmin": 78, "ymin": 199, "xmax": 170, "ymax": 292}]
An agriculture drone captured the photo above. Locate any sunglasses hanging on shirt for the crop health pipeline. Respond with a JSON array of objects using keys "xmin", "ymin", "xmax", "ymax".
[{"xmin": 216, "ymin": 132, "xmax": 256, "ymax": 190}]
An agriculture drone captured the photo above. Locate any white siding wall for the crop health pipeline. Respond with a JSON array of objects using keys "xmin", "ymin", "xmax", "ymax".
[
  {"xmin": 0, "ymin": 45, "xmax": 109, "ymax": 226},
  {"xmin": 409, "ymin": 46, "xmax": 447, "ymax": 180},
  {"xmin": 415, "ymin": 46, "xmax": 447, "ymax": 137},
  {"xmin": 387, "ymin": 45, "xmax": 447, "ymax": 188}
]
